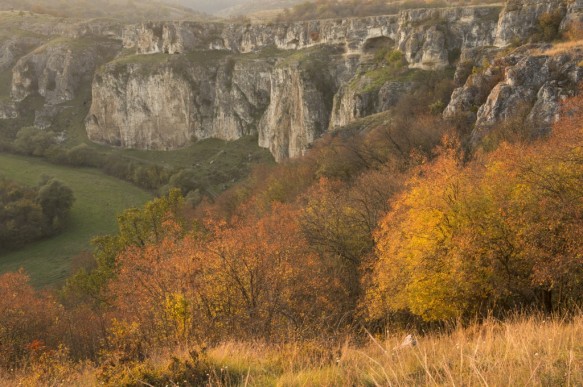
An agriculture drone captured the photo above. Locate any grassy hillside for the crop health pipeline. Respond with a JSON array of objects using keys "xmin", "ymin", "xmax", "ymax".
[
  {"xmin": 176, "ymin": 315, "xmax": 583, "ymax": 385},
  {"xmin": 3, "ymin": 314, "xmax": 581, "ymax": 385},
  {"xmin": 0, "ymin": 153, "xmax": 152, "ymax": 287}
]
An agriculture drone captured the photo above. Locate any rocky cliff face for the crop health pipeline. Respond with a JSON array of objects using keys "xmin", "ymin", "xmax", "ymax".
[
  {"xmin": 0, "ymin": 101, "xmax": 17, "ymax": 119},
  {"xmin": 329, "ymin": 77, "xmax": 414, "ymax": 129},
  {"xmin": 258, "ymin": 47, "xmax": 347, "ymax": 160},
  {"xmin": 0, "ymin": 36, "xmax": 44, "ymax": 73},
  {"xmin": 1, "ymin": 1, "xmax": 582, "ymax": 160},
  {"xmin": 0, "ymin": 12, "xmax": 122, "ymax": 131},
  {"xmin": 123, "ymin": 6, "xmax": 500, "ymax": 66},
  {"xmin": 494, "ymin": 0, "xmax": 564, "ymax": 46},
  {"xmin": 89, "ymin": 5, "xmax": 502, "ymax": 158},
  {"xmin": 87, "ymin": 46, "xmax": 346, "ymax": 160},
  {"xmin": 8, "ymin": 37, "xmax": 120, "ymax": 130},
  {"xmin": 445, "ymin": 45, "xmax": 583, "ymax": 142},
  {"xmin": 11, "ymin": 38, "xmax": 120, "ymax": 104},
  {"xmin": 86, "ymin": 53, "xmax": 274, "ymax": 151}
]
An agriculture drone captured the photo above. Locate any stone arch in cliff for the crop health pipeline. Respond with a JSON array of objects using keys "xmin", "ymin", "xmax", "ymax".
[{"xmin": 362, "ymin": 36, "xmax": 395, "ymax": 55}]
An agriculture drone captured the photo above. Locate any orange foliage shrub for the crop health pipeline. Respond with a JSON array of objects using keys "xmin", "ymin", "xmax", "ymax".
[
  {"xmin": 0, "ymin": 271, "xmax": 60, "ymax": 368},
  {"xmin": 366, "ymin": 95, "xmax": 583, "ymax": 322},
  {"xmin": 106, "ymin": 204, "xmax": 351, "ymax": 353}
]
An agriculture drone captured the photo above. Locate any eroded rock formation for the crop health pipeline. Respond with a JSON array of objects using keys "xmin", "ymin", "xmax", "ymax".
[{"xmin": 1, "ymin": 0, "xmax": 582, "ymax": 160}]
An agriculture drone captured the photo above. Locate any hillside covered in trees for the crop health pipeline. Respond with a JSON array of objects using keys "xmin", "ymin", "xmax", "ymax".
[
  {"xmin": 0, "ymin": 0, "xmax": 582, "ymax": 384},
  {"xmin": 0, "ymin": 86, "xmax": 582, "ymax": 385}
]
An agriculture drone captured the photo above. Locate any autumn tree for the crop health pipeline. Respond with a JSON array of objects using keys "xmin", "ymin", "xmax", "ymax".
[
  {"xmin": 37, "ymin": 178, "xmax": 75, "ymax": 228},
  {"xmin": 365, "ymin": 101, "xmax": 583, "ymax": 322},
  {"xmin": 63, "ymin": 189, "xmax": 185, "ymax": 307},
  {"xmin": 0, "ymin": 271, "xmax": 61, "ymax": 369},
  {"xmin": 104, "ymin": 202, "xmax": 351, "ymax": 354}
]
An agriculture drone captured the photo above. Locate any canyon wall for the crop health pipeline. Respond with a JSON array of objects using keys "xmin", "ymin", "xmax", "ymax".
[{"xmin": 1, "ymin": 0, "xmax": 582, "ymax": 161}]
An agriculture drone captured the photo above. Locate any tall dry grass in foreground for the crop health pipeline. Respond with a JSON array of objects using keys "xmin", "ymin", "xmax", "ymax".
[{"xmin": 2, "ymin": 315, "xmax": 582, "ymax": 386}]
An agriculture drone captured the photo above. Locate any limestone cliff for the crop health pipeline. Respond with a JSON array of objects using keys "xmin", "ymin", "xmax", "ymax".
[
  {"xmin": 86, "ymin": 53, "xmax": 273, "ymax": 150},
  {"xmin": 476, "ymin": 50, "xmax": 583, "ymax": 138},
  {"xmin": 0, "ymin": 35, "xmax": 44, "ymax": 73},
  {"xmin": 258, "ymin": 47, "xmax": 346, "ymax": 161},
  {"xmin": 0, "ymin": 12, "xmax": 122, "ymax": 131},
  {"xmin": 330, "ymin": 77, "xmax": 414, "ymax": 129},
  {"xmin": 11, "ymin": 38, "xmax": 120, "ymax": 104},
  {"xmin": 494, "ymin": 0, "xmax": 567, "ymax": 46},
  {"xmin": 90, "ymin": 5, "xmax": 502, "ymax": 158},
  {"xmin": 2, "ymin": 0, "xmax": 583, "ymax": 161},
  {"xmin": 0, "ymin": 101, "xmax": 17, "ymax": 119},
  {"xmin": 123, "ymin": 6, "xmax": 500, "ymax": 66},
  {"xmin": 445, "ymin": 45, "xmax": 583, "ymax": 142}
]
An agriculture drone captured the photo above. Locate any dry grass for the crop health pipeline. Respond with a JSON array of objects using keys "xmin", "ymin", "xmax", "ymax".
[
  {"xmin": 533, "ymin": 39, "xmax": 583, "ymax": 56},
  {"xmin": 343, "ymin": 315, "xmax": 583, "ymax": 386},
  {"xmin": 201, "ymin": 315, "xmax": 583, "ymax": 386},
  {"xmin": 2, "ymin": 315, "xmax": 582, "ymax": 386}
]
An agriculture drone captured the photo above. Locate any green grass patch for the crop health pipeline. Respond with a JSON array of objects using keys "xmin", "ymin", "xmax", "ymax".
[
  {"xmin": 0, "ymin": 11, "xmax": 63, "ymax": 28},
  {"xmin": 0, "ymin": 27, "xmax": 45, "ymax": 41},
  {"xmin": 183, "ymin": 50, "xmax": 233, "ymax": 64},
  {"xmin": 355, "ymin": 66, "xmax": 417, "ymax": 93},
  {"xmin": 239, "ymin": 47, "xmax": 295, "ymax": 61},
  {"xmin": 108, "ymin": 52, "xmax": 171, "ymax": 67},
  {"xmin": 115, "ymin": 135, "xmax": 274, "ymax": 197},
  {"xmin": 104, "ymin": 51, "xmax": 232, "ymax": 80},
  {"xmin": 276, "ymin": 45, "xmax": 343, "ymax": 67},
  {"xmin": 0, "ymin": 153, "xmax": 152, "ymax": 287},
  {"xmin": 41, "ymin": 36, "xmax": 107, "ymax": 51},
  {"xmin": 0, "ymin": 70, "xmax": 12, "ymax": 99}
]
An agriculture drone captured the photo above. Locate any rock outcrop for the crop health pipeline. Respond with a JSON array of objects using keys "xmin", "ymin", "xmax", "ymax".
[
  {"xmin": 258, "ymin": 48, "xmax": 346, "ymax": 160},
  {"xmin": 0, "ymin": 36, "xmax": 44, "ymax": 73},
  {"xmin": 11, "ymin": 38, "xmax": 120, "ymax": 104},
  {"xmin": 330, "ymin": 77, "xmax": 414, "ymax": 129},
  {"xmin": 123, "ymin": 6, "xmax": 500, "ymax": 66},
  {"xmin": 90, "ymin": 5, "xmax": 502, "ymax": 158},
  {"xmin": 495, "ymin": 0, "xmax": 567, "ymax": 46},
  {"xmin": 87, "ymin": 47, "xmax": 346, "ymax": 160},
  {"xmin": 1, "ymin": 0, "xmax": 583, "ymax": 161},
  {"xmin": 0, "ymin": 100, "xmax": 17, "ymax": 119},
  {"xmin": 0, "ymin": 12, "xmax": 123, "ymax": 132},
  {"xmin": 445, "ymin": 45, "xmax": 583, "ymax": 142},
  {"xmin": 87, "ymin": 53, "xmax": 274, "ymax": 151}
]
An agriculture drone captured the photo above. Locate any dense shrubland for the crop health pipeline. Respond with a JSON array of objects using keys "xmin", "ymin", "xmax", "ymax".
[
  {"xmin": 3, "ymin": 124, "xmax": 269, "ymax": 204},
  {"xmin": 0, "ymin": 176, "xmax": 74, "ymax": 250},
  {"xmin": 0, "ymin": 65, "xmax": 582, "ymax": 384}
]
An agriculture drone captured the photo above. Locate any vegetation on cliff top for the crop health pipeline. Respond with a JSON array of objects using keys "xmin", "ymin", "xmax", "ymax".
[{"xmin": 276, "ymin": 0, "xmax": 502, "ymax": 22}]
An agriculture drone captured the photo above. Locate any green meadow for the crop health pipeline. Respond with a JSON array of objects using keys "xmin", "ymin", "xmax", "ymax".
[{"xmin": 0, "ymin": 153, "xmax": 152, "ymax": 287}]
